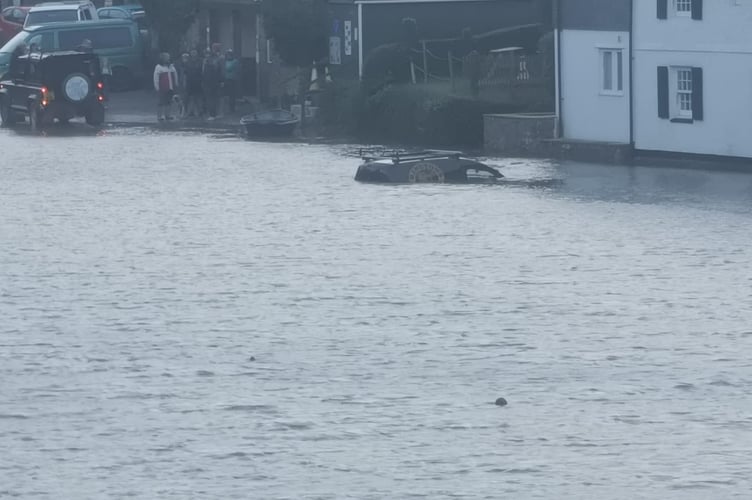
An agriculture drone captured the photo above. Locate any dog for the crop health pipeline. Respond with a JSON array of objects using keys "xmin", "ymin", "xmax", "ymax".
[{"xmin": 170, "ymin": 93, "xmax": 186, "ymax": 119}]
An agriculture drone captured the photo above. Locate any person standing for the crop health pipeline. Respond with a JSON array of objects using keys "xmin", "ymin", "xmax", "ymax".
[
  {"xmin": 153, "ymin": 52, "xmax": 178, "ymax": 121},
  {"xmin": 185, "ymin": 49, "xmax": 204, "ymax": 117},
  {"xmin": 202, "ymin": 43, "xmax": 224, "ymax": 120},
  {"xmin": 176, "ymin": 52, "xmax": 190, "ymax": 118},
  {"xmin": 224, "ymin": 49, "xmax": 239, "ymax": 114}
]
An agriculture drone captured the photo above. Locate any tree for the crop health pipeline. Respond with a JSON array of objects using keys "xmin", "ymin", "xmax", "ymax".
[
  {"xmin": 261, "ymin": 0, "xmax": 329, "ymax": 68},
  {"xmin": 140, "ymin": 0, "xmax": 200, "ymax": 55}
]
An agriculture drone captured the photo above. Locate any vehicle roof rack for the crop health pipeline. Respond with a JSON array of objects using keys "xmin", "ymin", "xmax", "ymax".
[{"xmin": 359, "ymin": 148, "xmax": 463, "ymax": 162}]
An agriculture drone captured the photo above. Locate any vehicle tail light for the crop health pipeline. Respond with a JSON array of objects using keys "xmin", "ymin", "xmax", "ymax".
[
  {"xmin": 98, "ymin": 96, "xmax": 104, "ymax": 102},
  {"xmin": 97, "ymin": 82, "xmax": 104, "ymax": 90},
  {"xmin": 41, "ymin": 87, "xmax": 48, "ymax": 94},
  {"xmin": 42, "ymin": 100, "xmax": 48, "ymax": 107}
]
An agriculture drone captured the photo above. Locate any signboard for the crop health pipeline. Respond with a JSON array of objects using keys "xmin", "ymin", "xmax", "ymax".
[
  {"xmin": 329, "ymin": 36, "xmax": 341, "ymax": 65},
  {"xmin": 344, "ymin": 21, "xmax": 352, "ymax": 56}
]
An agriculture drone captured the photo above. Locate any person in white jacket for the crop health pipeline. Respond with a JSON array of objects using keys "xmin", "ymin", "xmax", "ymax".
[{"xmin": 153, "ymin": 52, "xmax": 179, "ymax": 121}]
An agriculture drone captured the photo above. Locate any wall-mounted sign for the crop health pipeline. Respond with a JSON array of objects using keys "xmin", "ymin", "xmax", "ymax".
[
  {"xmin": 329, "ymin": 36, "xmax": 341, "ymax": 65},
  {"xmin": 344, "ymin": 21, "xmax": 352, "ymax": 56}
]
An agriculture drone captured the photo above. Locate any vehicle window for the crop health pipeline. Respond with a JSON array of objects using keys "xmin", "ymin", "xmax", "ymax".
[
  {"xmin": 82, "ymin": 9, "xmax": 92, "ymax": 21},
  {"xmin": 6, "ymin": 8, "xmax": 27, "ymax": 24},
  {"xmin": 0, "ymin": 30, "xmax": 29, "ymax": 54},
  {"xmin": 100, "ymin": 9, "xmax": 128, "ymax": 19},
  {"xmin": 59, "ymin": 27, "xmax": 133, "ymax": 51},
  {"xmin": 27, "ymin": 33, "xmax": 54, "ymax": 52},
  {"xmin": 25, "ymin": 10, "xmax": 78, "ymax": 26},
  {"xmin": 466, "ymin": 169, "xmax": 497, "ymax": 180}
]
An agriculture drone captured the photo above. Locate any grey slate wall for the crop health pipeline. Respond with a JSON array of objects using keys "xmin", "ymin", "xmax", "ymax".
[{"xmin": 559, "ymin": 0, "xmax": 631, "ymax": 31}]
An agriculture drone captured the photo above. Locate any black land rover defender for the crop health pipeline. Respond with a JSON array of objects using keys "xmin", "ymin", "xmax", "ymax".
[{"xmin": 0, "ymin": 50, "xmax": 105, "ymax": 131}]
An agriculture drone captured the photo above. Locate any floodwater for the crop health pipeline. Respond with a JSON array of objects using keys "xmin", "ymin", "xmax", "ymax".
[{"xmin": 1, "ymin": 126, "xmax": 752, "ymax": 499}]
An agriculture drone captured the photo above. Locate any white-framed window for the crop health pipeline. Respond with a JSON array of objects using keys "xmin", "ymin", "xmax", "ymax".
[
  {"xmin": 675, "ymin": 0, "xmax": 692, "ymax": 16},
  {"xmin": 600, "ymin": 49, "xmax": 624, "ymax": 95},
  {"xmin": 666, "ymin": 66, "xmax": 694, "ymax": 119},
  {"xmin": 675, "ymin": 67, "xmax": 692, "ymax": 118}
]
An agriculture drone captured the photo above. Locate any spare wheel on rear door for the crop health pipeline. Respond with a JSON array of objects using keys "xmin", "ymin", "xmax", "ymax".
[{"xmin": 63, "ymin": 73, "xmax": 91, "ymax": 102}]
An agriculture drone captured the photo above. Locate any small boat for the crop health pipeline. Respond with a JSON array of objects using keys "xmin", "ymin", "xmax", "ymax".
[
  {"xmin": 240, "ymin": 109, "xmax": 299, "ymax": 137},
  {"xmin": 355, "ymin": 150, "xmax": 504, "ymax": 184}
]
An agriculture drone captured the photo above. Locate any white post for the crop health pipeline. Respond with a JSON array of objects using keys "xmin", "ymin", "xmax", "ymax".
[
  {"xmin": 255, "ymin": 12, "xmax": 261, "ymax": 100},
  {"xmin": 357, "ymin": 3, "xmax": 364, "ymax": 79},
  {"xmin": 554, "ymin": 27, "xmax": 561, "ymax": 139}
]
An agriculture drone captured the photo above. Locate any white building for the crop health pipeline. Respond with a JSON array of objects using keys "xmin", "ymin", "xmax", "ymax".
[
  {"xmin": 557, "ymin": 0, "xmax": 631, "ymax": 144},
  {"xmin": 633, "ymin": 0, "xmax": 752, "ymax": 158},
  {"xmin": 557, "ymin": 0, "xmax": 752, "ymax": 160}
]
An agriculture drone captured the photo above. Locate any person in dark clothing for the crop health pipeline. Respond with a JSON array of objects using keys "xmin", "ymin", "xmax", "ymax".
[
  {"xmin": 202, "ymin": 43, "xmax": 224, "ymax": 120},
  {"xmin": 8, "ymin": 43, "xmax": 28, "ymax": 79},
  {"xmin": 224, "ymin": 49, "xmax": 239, "ymax": 113},
  {"xmin": 185, "ymin": 49, "xmax": 204, "ymax": 117}
]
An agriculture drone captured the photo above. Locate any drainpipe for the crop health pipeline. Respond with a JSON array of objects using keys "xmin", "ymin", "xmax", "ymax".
[
  {"xmin": 553, "ymin": 0, "xmax": 562, "ymax": 138},
  {"xmin": 358, "ymin": 2, "xmax": 364, "ymax": 79},
  {"xmin": 256, "ymin": 11, "xmax": 261, "ymax": 100},
  {"xmin": 628, "ymin": 0, "xmax": 634, "ymax": 147}
]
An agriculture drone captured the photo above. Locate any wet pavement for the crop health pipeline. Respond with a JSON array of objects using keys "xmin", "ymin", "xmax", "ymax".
[
  {"xmin": 1, "ymin": 127, "xmax": 752, "ymax": 499},
  {"xmin": 105, "ymin": 89, "xmax": 256, "ymax": 130}
]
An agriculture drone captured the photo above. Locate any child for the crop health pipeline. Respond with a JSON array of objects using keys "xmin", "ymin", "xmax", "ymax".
[{"xmin": 153, "ymin": 52, "xmax": 178, "ymax": 121}]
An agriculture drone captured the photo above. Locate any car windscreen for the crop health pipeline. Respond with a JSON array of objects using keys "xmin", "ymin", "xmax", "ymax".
[
  {"xmin": 0, "ymin": 30, "xmax": 29, "ymax": 54},
  {"xmin": 25, "ymin": 10, "xmax": 78, "ymax": 26},
  {"xmin": 59, "ymin": 27, "xmax": 133, "ymax": 51}
]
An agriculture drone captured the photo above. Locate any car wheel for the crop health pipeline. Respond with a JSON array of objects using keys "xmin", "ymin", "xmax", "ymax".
[
  {"xmin": 85, "ymin": 103, "xmax": 105, "ymax": 127},
  {"xmin": 0, "ymin": 97, "xmax": 16, "ymax": 127},
  {"xmin": 110, "ymin": 67, "xmax": 133, "ymax": 92}
]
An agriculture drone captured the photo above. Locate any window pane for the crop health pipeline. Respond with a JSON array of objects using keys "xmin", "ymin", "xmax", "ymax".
[
  {"xmin": 59, "ymin": 28, "xmax": 133, "ymax": 50},
  {"xmin": 676, "ymin": 0, "xmax": 691, "ymax": 12},
  {"xmin": 26, "ymin": 10, "xmax": 77, "ymax": 25},
  {"xmin": 602, "ymin": 51, "xmax": 612, "ymax": 91},
  {"xmin": 616, "ymin": 51, "xmax": 623, "ymax": 91}
]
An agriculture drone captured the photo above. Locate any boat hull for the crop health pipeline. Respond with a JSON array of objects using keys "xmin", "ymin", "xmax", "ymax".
[{"xmin": 241, "ymin": 109, "xmax": 299, "ymax": 138}]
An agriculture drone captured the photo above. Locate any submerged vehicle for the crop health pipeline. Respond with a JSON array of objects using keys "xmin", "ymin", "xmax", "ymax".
[
  {"xmin": 240, "ymin": 109, "xmax": 299, "ymax": 138},
  {"xmin": 354, "ymin": 150, "xmax": 504, "ymax": 184}
]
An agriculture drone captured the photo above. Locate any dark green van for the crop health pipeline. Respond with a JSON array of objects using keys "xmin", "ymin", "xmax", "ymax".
[{"xmin": 0, "ymin": 19, "xmax": 144, "ymax": 90}]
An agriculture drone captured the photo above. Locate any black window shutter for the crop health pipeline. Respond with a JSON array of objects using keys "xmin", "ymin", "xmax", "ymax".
[
  {"xmin": 692, "ymin": 0, "xmax": 703, "ymax": 20},
  {"xmin": 657, "ymin": 0, "xmax": 668, "ymax": 19},
  {"xmin": 692, "ymin": 67, "xmax": 704, "ymax": 121},
  {"xmin": 658, "ymin": 66, "xmax": 669, "ymax": 119}
]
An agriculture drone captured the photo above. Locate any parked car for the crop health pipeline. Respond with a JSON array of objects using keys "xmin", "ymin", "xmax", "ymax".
[
  {"xmin": 0, "ymin": 50, "xmax": 105, "ymax": 131},
  {"xmin": 0, "ymin": 6, "xmax": 30, "ymax": 47},
  {"xmin": 24, "ymin": 1, "xmax": 98, "ymax": 27},
  {"xmin": 0, "ymin": 19, "xmax": 144, "ymax": 91},
  {"xmin": 97, "ymin": 5, "xmax": 148, "ymax": 46}
]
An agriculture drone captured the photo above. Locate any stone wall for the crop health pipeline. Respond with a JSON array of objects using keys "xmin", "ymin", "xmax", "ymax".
[
  {"xmin": 484, "ymin": 113, "xmax": 555, "ymax": 156},
  {"xmin": 484, "ymin": 113, "xmax": 633, "ymax": 164}
]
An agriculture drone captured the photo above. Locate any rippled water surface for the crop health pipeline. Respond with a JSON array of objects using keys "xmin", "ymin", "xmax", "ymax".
[{"xmin": 2, "ymin": 127, "xmax": 752, "ymax": 499}]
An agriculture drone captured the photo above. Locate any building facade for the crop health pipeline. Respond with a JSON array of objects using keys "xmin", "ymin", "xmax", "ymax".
[
  {"xmin": 633, "ymin": 0, "xmax": 752, "ymax": 158},
  {"xmin": 558, "ymin": 0, "xmax": 631, "ymax": 143},
  {"xmin": 556, "ymin": 0, "xmax": 752, "ymax": 159}
]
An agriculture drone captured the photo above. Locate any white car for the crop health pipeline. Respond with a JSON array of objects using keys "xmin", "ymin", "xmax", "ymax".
[{"xmin": 24, "ymin": 1, "xmax": 99, "ymax": 27}]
